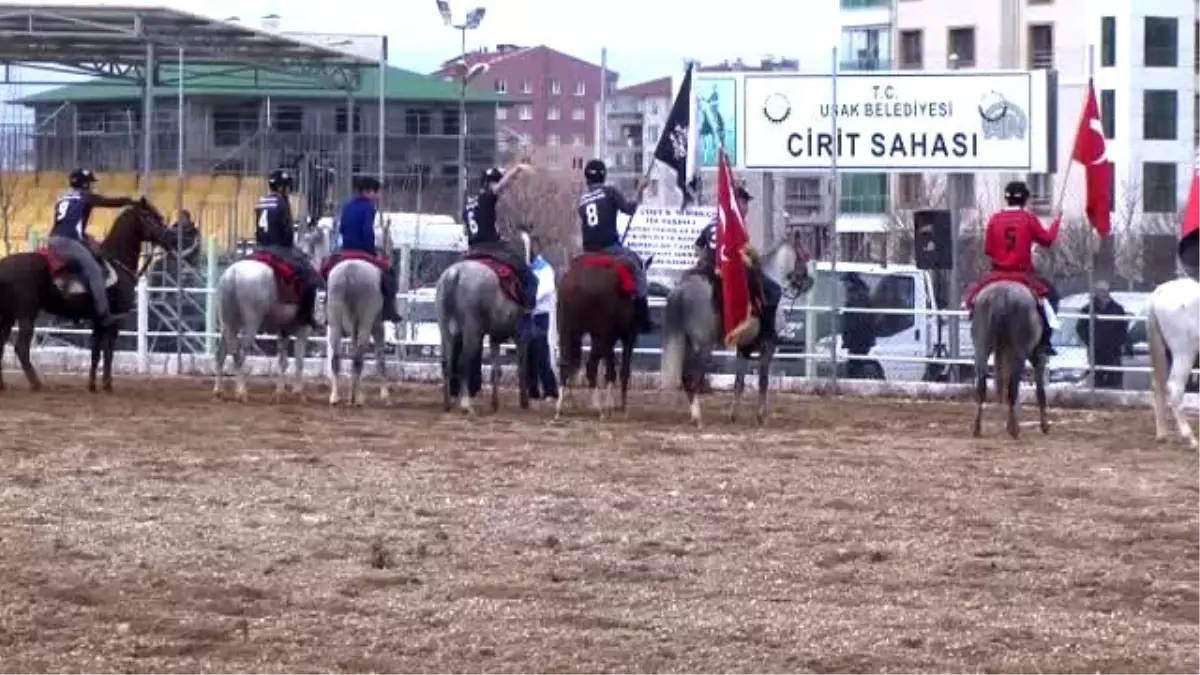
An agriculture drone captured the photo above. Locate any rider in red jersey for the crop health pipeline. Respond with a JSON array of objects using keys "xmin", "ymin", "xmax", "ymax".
[{"xmin": 979, "ymin": 180, "xmax": 1063, "ymax": 356}]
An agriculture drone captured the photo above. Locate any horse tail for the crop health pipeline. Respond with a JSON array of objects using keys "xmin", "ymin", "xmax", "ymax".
[
  {"xmin": 1147, "ymin": 299, "xmax": 1170, "ymax": 407},
  {"xmin": 659, "ymin": 287, "xmax": 689, "ymax": 390},
  {"xmin": 437, "ymin": 264, "xmax": 461, "ymax": 336}
]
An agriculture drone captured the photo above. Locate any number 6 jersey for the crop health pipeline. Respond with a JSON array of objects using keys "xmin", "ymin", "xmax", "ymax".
[{"xmin": 578, "ymin": 184, "xmax": 637, "ymax": 251}]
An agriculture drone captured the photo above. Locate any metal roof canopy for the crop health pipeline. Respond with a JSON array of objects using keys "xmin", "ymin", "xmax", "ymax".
[{"xmin": 0, "ymin": 3, "xmax": 378, "ymax": 90}]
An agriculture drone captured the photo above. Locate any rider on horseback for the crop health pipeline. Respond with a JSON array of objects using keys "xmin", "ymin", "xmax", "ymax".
[
  {"xmin": 46, "ymin": 168, "xmax": 138, "ymax": 326},
  {"xmin": 462, "ymin": 165, "xmax": 538, "ymax": 334},
  {"xmin": 577, "ymin": 159, "xmax": 652, "ymax": 334},
  {"xmin": 254, "ymin": 168, "xmax": 322, "ymax": 331},
  {"xmin": 693, "ymin": 182, "xmax": 783, "ymax": 341},
  {"xmin": 981, "ymin": 180, "xmax": 1063, "ymax": 356},
  {"xmin": 337, "ymin": 175, "xmax": 401, "ymax": 322}
]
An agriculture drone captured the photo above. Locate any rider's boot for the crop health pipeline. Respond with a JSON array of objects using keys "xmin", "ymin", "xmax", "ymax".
[
  {"xmin": 635, "ymin": 297, "xmax": 654, "ymax": 334},
  {"xmin": 380, "ymin": 275, "xmax": 402, "ymax": 323}
]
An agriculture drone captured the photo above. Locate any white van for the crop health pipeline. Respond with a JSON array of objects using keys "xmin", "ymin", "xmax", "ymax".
[{"xmin": 796, "ymin": 261, "xmax": 963, "ymax": 382}]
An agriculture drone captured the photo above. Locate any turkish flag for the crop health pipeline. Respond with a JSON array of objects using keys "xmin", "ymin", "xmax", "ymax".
[
  {"xmin": 1183, "ymin": 160, "xmax": 1198, "ymax": 243},
  {"xmin": 716, "ymin": 148, "xmax": 753, "ymax": 346},
  {"xmin": 1071, "ymin": 78, "xmax": 1113, "ymax": 237}
]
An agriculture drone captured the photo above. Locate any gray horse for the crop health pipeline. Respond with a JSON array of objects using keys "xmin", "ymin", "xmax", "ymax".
[
  {"xmin": 212, "ymin": 225, "xmax": 328, "ymax": 403},
  {"xmin": 435, "ymin": 232, "xmax": 531, "ymax": 414},
  {"xmin": 970, "ymin": 280, "xmax": 1049, "ymax": 439},
  {"xmin": 660, "ymin": 238, "xmax": 809, "ymax": 427},
  {"xmin": 325, "ymin": 226, "xmax": 395, "ymax": 407}
]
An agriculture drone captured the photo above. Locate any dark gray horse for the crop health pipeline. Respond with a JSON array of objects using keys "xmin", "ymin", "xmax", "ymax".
[
  {"xmin": 435, "ymin": 232, "xmax": 531, "ymax": 415},
  {"xmin": 970, "ymin": 280, "xmax": 1049, "ymax": 439},
  {"xmin": 660, "ymin": 238, "xmax": 809, "ymax": 427}
]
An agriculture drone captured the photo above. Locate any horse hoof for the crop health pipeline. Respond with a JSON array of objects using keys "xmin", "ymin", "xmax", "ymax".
[
  {"xmin": 88, "ymin": 383, "xmax": 97, "ymax": 393},
  {"xmin": 103, "ymin": 383, "xmax": 113, "ymax": 394},
  {"xmin": 1040, "ymin": 422, "xmax": 1050, "ymax": 435},
  {"xmin": 756, "ymin": 412, "xmax": 766, "ymax": 426},
  {"xmin": 328, "ymin": 395, "xmax": 340, "ymax": 406},
  {"xmin": 212, "ymin": 389, "xmax": 223, "ymax": 401}
]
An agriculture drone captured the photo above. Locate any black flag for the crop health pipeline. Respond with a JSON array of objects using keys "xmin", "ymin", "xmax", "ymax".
[{"xmin": 652, "ymin": 62, "xmax": 698, "ymax": 209}]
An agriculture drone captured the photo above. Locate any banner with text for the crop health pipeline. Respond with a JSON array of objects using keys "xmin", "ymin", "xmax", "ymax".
[
  {"xmin": 621, "ymin": 207, "xmax": 717, "ymax": 271},
  {"xmin": 697, "ymin": 70, "xmax": 1051, "ymax": 173}
]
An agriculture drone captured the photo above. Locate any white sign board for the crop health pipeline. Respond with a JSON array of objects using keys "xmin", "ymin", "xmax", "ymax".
[
  {"xmin": 621, "ymin": 207, "xmax": 716, "ymax": 271},
  {"xmin": 695, "ymin": 70, "xmax": 1051, "ymax": 173}
]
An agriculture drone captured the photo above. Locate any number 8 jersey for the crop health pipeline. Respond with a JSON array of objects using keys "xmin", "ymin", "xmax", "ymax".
[{"xmin": 578, "ymin": 184, "xmax": 637, "ymax": 251}]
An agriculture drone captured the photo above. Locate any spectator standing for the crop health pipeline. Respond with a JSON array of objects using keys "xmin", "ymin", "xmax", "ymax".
[
  {"xmin": 1075, "ymin": 280, "xmax": 1129, "ymax": 389},
  {"xmin": 525, "ymin": 237, "xmax": 559, "ymax": 402}
]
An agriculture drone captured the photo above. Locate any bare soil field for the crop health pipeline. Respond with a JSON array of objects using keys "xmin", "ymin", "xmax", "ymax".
[{"xmin": 0, "ymin": 377, "xmax": 1196, "ymax": 673}]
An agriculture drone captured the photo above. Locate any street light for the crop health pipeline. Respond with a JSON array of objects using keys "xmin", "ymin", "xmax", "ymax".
[{"xmin": 436, "ymin": 1, "xmax": 487, "ymax": 218}]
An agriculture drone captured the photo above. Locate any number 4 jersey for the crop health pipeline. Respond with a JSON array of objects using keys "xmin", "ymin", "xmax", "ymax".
[
  {"xmin": 255, "ymin": 193, "xmax": 295, "ymax": 247},
  {"xmin": 983, "ymin": 207, "xmax": 1060, "ymax": 273}
]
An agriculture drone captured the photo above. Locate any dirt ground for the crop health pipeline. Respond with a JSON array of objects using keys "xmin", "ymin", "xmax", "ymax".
[{"xmin": 0, "ymin": 377, "xmax": 1196, "ymax": 674}]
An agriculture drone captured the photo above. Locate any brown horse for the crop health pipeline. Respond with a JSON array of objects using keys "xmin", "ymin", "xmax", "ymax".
[
  {"xmin": 554, "ymin": 253, "xmax": 640, "ymax": 420},
  {"xmin": 0, "ymin": 198, "xmax": 172, "ymax": 392}
]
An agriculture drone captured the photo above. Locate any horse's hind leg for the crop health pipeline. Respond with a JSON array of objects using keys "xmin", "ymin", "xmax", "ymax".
[
  {"xmin": 1167, "ymin": 355, "xmax": 1198, "ymax": 448},
  {"xmin": 292, "ymin": 329, "xmax": 309, "ymax": 402},
  {"xmin": 14, "ymin": 317, "xmax": 41, "ymax": 391},
  {"xmin": 373, "ymin": 321, "xmax": 390, "ymax": 405},
  {"xmin": 350, "ymin": 326, "xmax": 369, "ymax": 407},
  {"xmin": 233, "ymin": 329, "xmax": 254, "ymax": 403},
  {"xmin": 101, "ymin": 324, "xmax": 117, "ymax": 392},
  {"xmin": 489, "ymin": 337, "xmax": 502, "ymax": 413},
  {"xmin": 585, "ymin": 343, "xmax": 602, "ymax": 414},
  {"xmin": 0, "ymin": 314, "xmax": 12, "ymax": 391},
  {"xmin": 555, "ymin": 330, "xmax": 581, "ymax": 421},
  {"xmin": 327, "ymin": 323, "xmax": 343, "ymax": 406},
  {"xmin": 272, "ymin": 334, "xmax": 290, "ymax": 403},
  {"xmin": 213, "ymin": 327, "xmax": 229, "ymax": 399},
  {"xmin": 971, "ymin": 354, "xmax": 988, "ymax": 437},
  {"xmin": 755, "ymin": 342, "xmax": 775, "ymax": 425},
  {"xmin": 1005, "ymin": 359, "xmax": 1023, "ymax": 440},
  {"xmin": 600, "ymin": 342, "xmax": 617, "ymax": 419},
  {"xmin": 618, "ymin": 337, "xmax": 633, "ymax": 415},
  {"xmin": 88, "ymin": 324, "xmax": 102, "ymax": 392},
  {"xmin": 728, "ymin": 354, "xmax": 746, "ymax": 423}
]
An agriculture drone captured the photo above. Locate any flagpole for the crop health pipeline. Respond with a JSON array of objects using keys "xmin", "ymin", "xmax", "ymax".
[
  {"xmin": 1086, "ymin": 43, "xmax": 1097, "ymax": 398},
  {"xmin": 828, "ymin": 46, "xmax": 841, "ymax": 390},
  {"xmin": 1054, "ymin": 70, "xmax": 1094, "ymax": 215}
]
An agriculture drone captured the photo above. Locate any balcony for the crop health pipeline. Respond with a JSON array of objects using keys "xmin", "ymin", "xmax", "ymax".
[
  {"xmin": 1029, "ymin": 49, "xmax": 1053, "ymax": 70},
  {"xmin": 840, "ymin": 57, "xmax": 892, "ymax": 71}
]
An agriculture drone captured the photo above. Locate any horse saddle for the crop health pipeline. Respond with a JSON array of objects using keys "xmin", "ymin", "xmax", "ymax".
[
  {"xmin": 964, "ymin": 270, "xmax": 1049, "ymax": 314},
  {"xmin": 38, "ymin": 245, "xmax": 119, "ymax": 297},
  {"xmin": 572, "ymin": 252, "xmax": 638, "ymax": 296},
  {"xmin": 249, "ymin": 251, "xmax": 305, "ymax": 304},
  {"xmin": 320, "ymin": 250, "xmax": 389, "ymax": 282},
  {"xmin": 464, "ymin": 250, "xmax": 525, "ymax": 305}
]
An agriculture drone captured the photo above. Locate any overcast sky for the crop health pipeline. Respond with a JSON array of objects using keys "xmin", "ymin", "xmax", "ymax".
[{"xmin": 0, "ymin": 0, "xmax": 841, "ymax": 108}]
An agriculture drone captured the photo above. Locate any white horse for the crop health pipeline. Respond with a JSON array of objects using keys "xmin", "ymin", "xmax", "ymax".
[
  {"xmin": 1146, "ymin": 276, "xmax": 1200, "ymax": 448},
  {"xmin": 325, "ymin": 226, "xmax": 394, "ymax": 407},
  {"xmin": 212, "ymin": 226, "xmax": 328, "ymax": 403}
]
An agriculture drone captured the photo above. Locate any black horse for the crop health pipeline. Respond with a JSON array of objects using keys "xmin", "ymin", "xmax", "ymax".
[{"xmin": 0, "ymin": 198, "xmax": 172, "ymax": 392}]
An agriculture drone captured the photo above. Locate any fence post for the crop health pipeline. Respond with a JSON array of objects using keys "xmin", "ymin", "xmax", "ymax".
[
  {"xmin": 136, "ymin": 276, "xmax": 149, "ymax": 374},
  {"xmin": 205, "ymin": 236, "xmax": 217, "ymax": 355}
]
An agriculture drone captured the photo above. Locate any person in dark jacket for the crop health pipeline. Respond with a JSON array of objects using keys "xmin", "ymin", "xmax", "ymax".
[
  {"xmin": 254, "ymin": 168, "xmax": 322, "ymax": 331},
  {"xmin": 841, "ymin": 273, "xmax": 877, "ymax": 378},
  {"xmin": 1075, "ymin": 280, "xmax": 1129, "ymax": 389},
  {"xmin": 337, "ymin": 176, "xmax": 400, "ymax": 322},
  {"xmin": 463, "ymin": 165, "xmax": 538, "ymax": 334},
  {"xmin": 46, "ymin": 167, "xmax": 138, "ymax": 325}
]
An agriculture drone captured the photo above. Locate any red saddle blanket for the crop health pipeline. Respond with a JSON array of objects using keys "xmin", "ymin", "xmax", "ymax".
[
  {"xmin": 37, "ymin": 245, "xmax": 74, "ymax": 278},
  {"xmin": 249, "ymin": 252, "xmax": 303, "ymax": 303},
  {"xmin": 573, "ymin": 253, "xmax": 637, "ymax": 296},
  {"xmin": 464, "ymin": 251, "xmax": 524, "ymax": 305},
  {"xmin": 964, "ymin": 270, "xmax": 1049, "ymax": 313},
  {"xmin": 320, "ymin": 250, "xmax": 390, "ymax": 281}
]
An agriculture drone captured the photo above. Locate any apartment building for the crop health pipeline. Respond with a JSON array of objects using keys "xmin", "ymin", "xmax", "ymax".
[
  {"xmin": 841, "ymin": 0, "xmax": 1198, "ymax": 233},
  {"xmin": 596, "ymin": 77, "xmax": 677, "ymax": 206}
]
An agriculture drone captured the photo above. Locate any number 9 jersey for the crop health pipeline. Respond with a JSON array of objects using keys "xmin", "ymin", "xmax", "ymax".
[
  {"xmin": 983, "ymin": 207, "xmax": 1060, "ymax": 273},
  {"xmin": 578, "ymin": 184, "xmax": 637, "ymax": 251}
]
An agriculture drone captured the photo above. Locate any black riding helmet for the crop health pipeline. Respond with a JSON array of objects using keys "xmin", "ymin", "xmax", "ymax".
[
  {"xmin": 267, "ymin": 168, "xmax": 294, "ymax": 192},
  {"xmin": 1004, "ymin": 180, "xmax": 1030, "ymax": 206},
  {"xmin": 354, "ymin": 175, "xmax": 382, "ymax": 192},
  {"xmin": 480, "ymin": 167, "xmax": 504, "ymax": 186},
  {"xmin": 583, "ymin": 159, "xmax": 607, "ymax": 184},
  {"xmin": 734, "ymin": 182, "xmax": 752, "ymax": 202},
  {"xmin": 69, "ymin": 168, "xmax": 97, "ymax": 189}
]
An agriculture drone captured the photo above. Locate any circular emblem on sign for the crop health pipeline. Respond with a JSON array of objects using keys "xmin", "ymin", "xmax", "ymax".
[
  {"xmin": 978, "ymin": 90, "xmax": 1009, "ymax": 123},
  {"xmin": 762, "ymin": 93, "xmax": 791, "ymax": 124}
]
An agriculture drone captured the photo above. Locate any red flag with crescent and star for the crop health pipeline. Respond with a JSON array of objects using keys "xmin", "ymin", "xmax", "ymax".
[
  {"xmin": 1183, "ymin": 154, "xmax": 1198, "ymax": 243},
  {"xmin": 716, "ymin": 147, "xmax": 753, "ymax": 346},
  {"xmin": 1071, "ymin": 78, "xmax": 1113, "ymax": 237}
]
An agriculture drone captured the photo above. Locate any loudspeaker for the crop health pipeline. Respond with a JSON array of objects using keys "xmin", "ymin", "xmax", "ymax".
[
  {"xmin": 1144, "ymin": 234, "xmax": 1178, "ymax": 285},
  {"xmin": 913, "ymin": 209, "xmax": 952, "ymax": 270}
]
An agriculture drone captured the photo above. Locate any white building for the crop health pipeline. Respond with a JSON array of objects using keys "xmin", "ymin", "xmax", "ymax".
[
  {"xmin": 595, "ymin": 77, "xmax": 680, "ymax": 208},
  {"xmin": 840, "ymin": 0, "xmax": 1198, "ymax": 233}
]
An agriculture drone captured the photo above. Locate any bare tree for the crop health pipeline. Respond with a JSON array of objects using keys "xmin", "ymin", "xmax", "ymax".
[
  {"xmin": 1109, "ymin": 178, "xmax": 1145, "ymax": 282},
  {"xmin": 0, "ymin": 169, "xmax": 27, "ymax": 255},
  {"xmin": 498, "ymin": 168, "xmax": 582, "ymax": 267}
]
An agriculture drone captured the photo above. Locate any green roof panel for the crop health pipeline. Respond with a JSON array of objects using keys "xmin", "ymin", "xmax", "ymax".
[{"xmin": 13, "ymin": 63, "xmax": 508, "ymax": 105}]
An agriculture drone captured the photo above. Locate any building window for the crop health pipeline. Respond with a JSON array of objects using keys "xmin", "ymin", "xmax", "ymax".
[
  {"xmin": 494, "ymin": 79, "xmax": 508, "ymax": 94},
  {"xmin": 441, "ymin": 108, "xmax": 460, "ymax": 136},
  {"xmin": 571, "ymin": 156, "xmax": 585, "ymax": 170},
  {"xmin": 1099, "ymin": 90, "xmax": 1115, "ymax": 138},
  {"xmin": 647, "ymin": 125, "xmax": 660, "ymax": 141},
  {"xmin": 784, "ymin": 177, "xmax": 823, "ymax": 219},
  {"xmin": 574, "ymin": 81, "xmax": 586, "ymax": 96},
  {"xmin": 1101, "ymin": 17, "xmax": 1116, "ymax": 67},
  {"xmin": 840, "ymin": 173, "xmax": 888, "ymax": 214},
  {"xmin": 1143, "ymin": 90, "xmax": 1177, "ymax": 140},
  {"xmin": 1143, "ymin": 17, "xmax": 1178, "ymax": 67},
  {"xmin": 1028, "ymin": 24, "xmax": 1053, "ymax": 69},
  {"xmin": 1142, "ymin": 162, "xmax": 1177, "ymax": 212},
  {"xmin": 211, "ymin": 104, "xmax": 257, "ymax": 147},
  {"xmin": 547, "ymin": 106, "xmax": 560, "ymax": 120},
  {"xmin": 947, "ymin": 27, "xmax": 975, "ymax": 67},
  {"xmin": 272, "ymin": 104, "xmax": 303, "ymax": 133},
  {"xmin": 897, "ymin": 174, "xmax": 923, "ymax": 208},
  {"xmin": 571, "ymin": 134, "xmax": 585, "ymax": 146},
  {"xmin": 899, "ymin": 30, "xmax": 923, "ymax": 69},
  {"xmin": 496, "ymin": 107, "xmax": 508, "ymax": 121},
  {"xmin": 521, "ymin": 80, "xmax": 532, "ymax": 94},
  {"xmin": 1027, "ymin": 174, "xmax": 1052, "ymax": 213},
  {"xmin": 518, "ymin": 105, "xmax": 532, "ymax": 121},
  {"xmin": 549, "ymin": 78, "xmax": 561, "ymax": 95},
  {"xmin": 335, "ymin": 105, "xmax": 362, "ymax": 134},
  {"xmin": 547, "ymin": 134, "xmax": 560, "ymax": 147},
  {"xmin": 404, "ymin": 108, "xmax": 431, "ymax": 136},
  {"xmin": 571, "ymin": 108, "xmax": 586, "ymax": 121},
  {"xmin": 841, "ymin": 25, "xmax": 891, "ymax": 70}
]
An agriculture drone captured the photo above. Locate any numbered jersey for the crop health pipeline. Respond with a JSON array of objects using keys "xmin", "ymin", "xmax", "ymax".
[
  {"xmin": 983, "ymin": 207, "xmax": 1055, "ymax": 273},
  {"xmin": 254, "ymin": 193, "xmax": 294, "ymax": 247},
  {"xmin": 50, "ymin": 190, "xmax": 89, "ymax": 240},
  {"xmin": 462, "ymin": 190, "xmax": 499, "ymax": 246},
  {"xmin": 578, "ymin": 185, "xmax": 636, "ymax": 251}
]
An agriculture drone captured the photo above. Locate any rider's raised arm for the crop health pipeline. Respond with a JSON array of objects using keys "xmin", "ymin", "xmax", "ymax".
[
  {"xmin": 1031, "ymin": 210, "xmax": 1062, "ymax": 247},
  {"xmin": 84, "ymin": 192, "xmax": 133, "ymax": 209},
  {"xmin": 494, "ymin": 163, "xmax": 531, "ymax": 195},
  {"xmin": 608, "ymin": 185, "xmax": 639, "ymax": 216}
]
